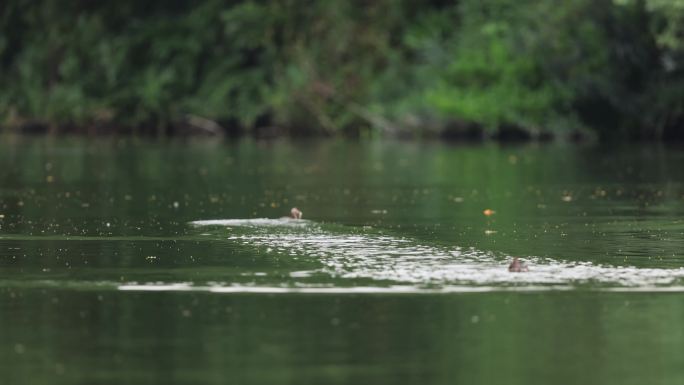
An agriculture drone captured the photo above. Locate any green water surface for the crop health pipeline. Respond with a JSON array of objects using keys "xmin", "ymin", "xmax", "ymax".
[{"xmin": 1, "ymin": 136, "xmax": 684, "ymax": 384}]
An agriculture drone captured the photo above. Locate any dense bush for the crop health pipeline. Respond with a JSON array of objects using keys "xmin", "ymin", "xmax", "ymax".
[{"xmin": 0, "ymin": 0, "xmax": 682, "ymax": 139}]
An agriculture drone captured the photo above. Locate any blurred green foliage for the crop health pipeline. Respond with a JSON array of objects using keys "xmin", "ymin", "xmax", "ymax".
[{"xmin": 0, "ymin": 0, "xmax": 683, "ymax": 139}]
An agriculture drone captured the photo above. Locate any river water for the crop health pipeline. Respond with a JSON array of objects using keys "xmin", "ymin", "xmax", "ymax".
[{"xmin": 1, "ymin": 136, "xmax": 684, "ymax": 384}]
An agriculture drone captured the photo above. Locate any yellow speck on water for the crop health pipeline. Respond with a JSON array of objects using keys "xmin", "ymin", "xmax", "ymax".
[
  {"xmin": 484, "ymin": 230, "xmax": 497, "ymax": 235},
  {"xmin": 46, "ymin": 175, "xmax": 54, "ymax": 183}
]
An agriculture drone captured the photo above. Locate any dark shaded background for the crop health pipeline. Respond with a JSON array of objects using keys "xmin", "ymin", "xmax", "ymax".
[{"xmin": 1, "ymin": 0, "xmax": 683, "ymax": 140}]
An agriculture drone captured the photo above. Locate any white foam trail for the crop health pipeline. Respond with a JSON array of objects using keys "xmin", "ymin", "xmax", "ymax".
[
  {"xmin": 191, "ymin": 219, "xmax": 684, "ymax": 288},
  {"xmin": 116, "ymin": 283, "xmax": 684, "ymax": 293},
  {"xmin": 226, "ymin": 232, "xmax": 684, "ymax": 287},
  {"xmin": 190, "ymin": 218, "xmax": 311, "ymax": 227},
  {"xmin": 119, "ymin": 283, "xmax": 193, "ymax": 291},
  {"xmin": 117, "ymin": 283, "xmax": 569, "ymax": 294}
]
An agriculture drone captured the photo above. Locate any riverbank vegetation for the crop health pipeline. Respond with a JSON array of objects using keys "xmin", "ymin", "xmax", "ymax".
[{"xmin": 1, "ymin": 0, "xmax": 683, "ymax": 140}]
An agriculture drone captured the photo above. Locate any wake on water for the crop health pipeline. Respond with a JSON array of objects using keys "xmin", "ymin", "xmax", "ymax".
[{"xmin": 186, "ymin": 218, "xmax": 684, "ymax": 290}]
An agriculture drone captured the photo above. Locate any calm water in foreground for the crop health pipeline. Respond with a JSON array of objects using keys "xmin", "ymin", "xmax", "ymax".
[{"xmin": 2, "ymin": 136, "xmax": 684, "ymax": 384}]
